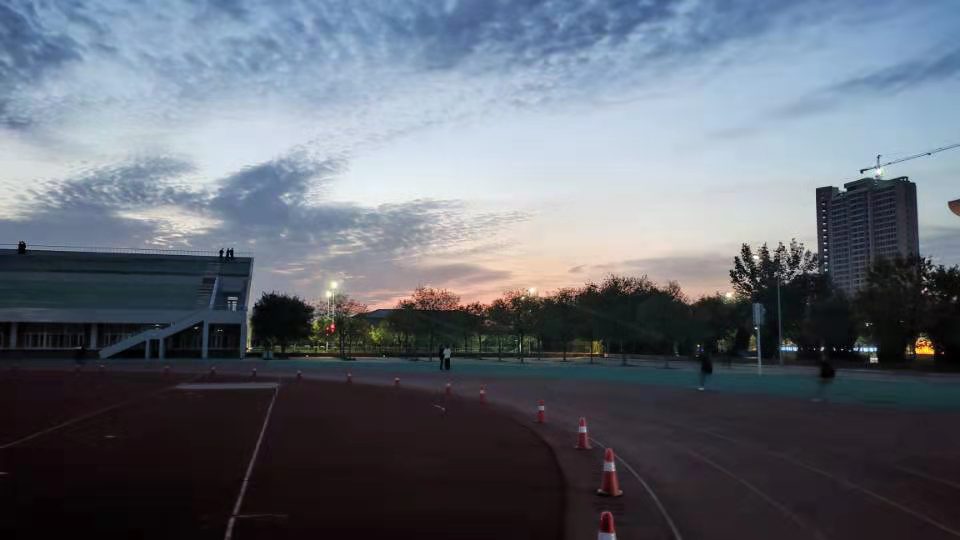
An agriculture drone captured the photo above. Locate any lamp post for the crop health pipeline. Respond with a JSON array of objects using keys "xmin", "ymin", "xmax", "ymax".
[{"xmin": 753, "ymin": 254, "xmax": 783, "ymax": 366}]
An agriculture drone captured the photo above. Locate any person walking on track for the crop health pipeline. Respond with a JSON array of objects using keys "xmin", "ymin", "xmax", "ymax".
[
  {"xmin": 443, "ymin": 345, "xmax": 452, "ymax": 371},
  {"xmin": 698, "ymin": 348, "xmax": 713, "ymax": 391},
  {"xmin": 813, "ymin": 357, "xmax": 836, "ymax": 402},
  {"xmin": 438, "ymin": 344, "xmax": 444, "ymax": 370}
]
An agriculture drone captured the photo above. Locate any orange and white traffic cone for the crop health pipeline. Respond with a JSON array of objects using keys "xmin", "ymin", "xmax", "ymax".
[
  {"xmin": 576, "ymin": 417, "xmax": 592, "ymax": 450},
  {"xmin": 346, "ymin": 372, "xmax": 352, "ymax": 384},
  {"xmin": 445, "ymin": 382, "xmax": 452, "ymax": 397},
  {"xmin": 536, "ymin": 400, "xmax": 546, "ymax": 424},
  {"xmin": 394, "ymin": 377, "xmax": 400, "ymax": 387},
  {"xmin": 597, "ymin": 448, "xmax": 623, "ymax": 496},
  {"xmin": 479, "ymin": 385, "xmax": 487, "ymax": 403},
  {"xmin": 598, "ymin": 511, "xmax": 617, "ymax": 540}
]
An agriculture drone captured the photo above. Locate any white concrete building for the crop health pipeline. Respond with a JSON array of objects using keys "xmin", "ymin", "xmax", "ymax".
[{"xmin": 0, "ymin": 246, "xmax": 253, "ymax": 360}]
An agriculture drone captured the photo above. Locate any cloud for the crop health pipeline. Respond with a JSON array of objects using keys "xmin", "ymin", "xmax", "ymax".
[
  {"xmin": 1, "ymin": 151, "xmax": 527, "ymax": 305},
  {"xmin": 568, "ymin": 264, "xmax": 585, "ymax": 274},
  {"xmin": 922, "ymin": 225, "xmax": 960, "ymax": 267},
  {"xmin": 0, "ymin": 0, "xmax": 852, "ymax": 135},
  {"xmin": 776, "ymin": 45, "xmax": 960, "ymax": 120}
]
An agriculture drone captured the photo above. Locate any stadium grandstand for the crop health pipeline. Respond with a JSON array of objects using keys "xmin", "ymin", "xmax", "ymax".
[{"xmin": 0, "ymin": 244, "xmax": 253, "ymax": 360}]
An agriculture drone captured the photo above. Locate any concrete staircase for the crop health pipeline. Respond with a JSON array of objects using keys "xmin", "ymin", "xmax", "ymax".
[{"xmin": 98, "ymin": 309, "xmax": 209, "ymax": 359}]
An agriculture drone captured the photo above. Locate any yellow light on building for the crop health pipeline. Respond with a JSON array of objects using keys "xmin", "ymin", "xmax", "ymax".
[{"xmin": 915, "ymin": 337, "xmax": 935, "ymax": 356}]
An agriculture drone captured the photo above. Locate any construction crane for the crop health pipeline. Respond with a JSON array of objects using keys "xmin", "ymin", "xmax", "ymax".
[{"xmin": 859, "ymin": 142, "xmax": 960, "ymax": 176}]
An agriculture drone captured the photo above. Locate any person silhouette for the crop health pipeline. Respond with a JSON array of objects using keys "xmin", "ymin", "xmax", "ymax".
[{"xmin": 219, "ymin": 248, "xmax": 224, "ymax": 261}]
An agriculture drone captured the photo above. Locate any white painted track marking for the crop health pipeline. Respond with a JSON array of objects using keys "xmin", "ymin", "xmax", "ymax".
[
  {"xmin": 673, "ymin": 444, "xmax": 827, "ymax": 540},
  {"xmin": 177, "ymin": 382, "xmax": 278, "ymax": 391},
  {"xmin": 687, "ymin": 426, "xmax": 960, "ymax": 538},
  {"xmin": 223, "ymin": 384, "xmax": 280, "ymax": 540},
  {"xmin": 895, "ymin": 465, "xmax": 960, "ymax": 492},
  {"xmin": 590, "ymin": 435, "xmax": 683, "ymax": 540},
  {"xmin": 0, "ymin": 381, "xmax": 181, "ymax": 450}
]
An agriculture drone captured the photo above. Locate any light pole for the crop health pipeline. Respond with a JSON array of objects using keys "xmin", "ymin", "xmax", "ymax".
[{"xmin": 753, "ymin": 254, "xmax": 783, "ymax": 367}]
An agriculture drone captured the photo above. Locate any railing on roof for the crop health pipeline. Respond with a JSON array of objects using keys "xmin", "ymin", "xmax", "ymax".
[{"xmin": 0, "ymin": 244, "xmax": 253, "ymax": 257}]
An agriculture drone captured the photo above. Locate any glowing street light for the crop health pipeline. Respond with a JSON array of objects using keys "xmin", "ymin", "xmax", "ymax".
[{"xmin": 330, "ymin": 281, "xmax": 339, "ymax": 290}]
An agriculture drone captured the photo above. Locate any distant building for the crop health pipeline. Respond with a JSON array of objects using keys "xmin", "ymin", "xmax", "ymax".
[
  {"xmin": 0, "ymin": 246, "xmax": 253, "ymax": 359},
  {"xmin": 816, "ymin": 176, "xmax": 919, "ymax": 296}
]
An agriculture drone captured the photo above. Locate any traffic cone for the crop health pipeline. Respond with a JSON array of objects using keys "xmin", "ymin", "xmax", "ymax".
[
  {"xmin": 445, "ymin": 382, "xmax": 452, "ymax": 397},
  {"xmin": 479, "ymin": 385, "xmax": 487, "ymax": 403},
  {"xmin": 394, "ymin": 377, "xmax": 400, "ymax": 388},
  {"xmin": 598, "ymin": 511, "xmax": 617, "ymax": 540},
  {"xmin": 163, "ymin": 365, "xmax": 170, "ymax": 375},
  {"xmin": 576, "ymin": 417, "xmax": 592, "ymax": 450},
  {"xmin": 346, "ymin": 372, "xmax": 352, "ymax": 384},
  {"xmin": 597, "ymin": 448, "xmax": 623, "ymax": 496},
  {"xmin": 296, "ymin": 370, "xmax": 303, "ymax": 380},
  {"xmin": 210, "ymin": 366, "xmax": 216, "ymax": 377},
  {"xmin": 536, "ymin": 400, "xmax": 546, "ymax": 424},
  {"xmin": 251, "ymin": 367, "xmax": 257, "ymax": 378}
]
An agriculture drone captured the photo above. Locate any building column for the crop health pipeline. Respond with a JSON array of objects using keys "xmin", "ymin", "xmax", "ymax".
[
  {"xmin": 239, "ymin": 320, "xmax": 247, "ymax": 360},
  {"xmin": 159, "ymin": 337, "xmax": 165, "ymax": 361},
  {"xmin": 89, "ymin": 323, "xmax": 98, "ymax": 349},
  {"xmin": 201, "ymin": 320, "xmax": 209, "ymax": 360},
  {"xmin": 144, "ymin": 338, "xmax": 151, "ymax": 360},
  {"xmin": 10, "ymin": 322, "xmax": 17, "ymax": 349}
]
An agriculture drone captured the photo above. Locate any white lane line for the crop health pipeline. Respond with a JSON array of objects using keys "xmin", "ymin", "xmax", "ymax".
[
  {"xmin": 223, "ymin": 384, "xmax": 280, "ymax": 540},
  {"xmin": 691, "ymin": 427, "xmax": 960, "ymax": 538},
  {"xmin": 895, "ymin": 465, "xmax": 960, "ymax": 492},
  {"xmin": 672, "ymin": 444, "xmax": 827, "ymax": 540},
  {"xmin": 589, "ymin": 435, "xmax": 683, "ymax": 540},
  {"xmin": 0, "ymin": 382, "xmax": 180, "ymax": 450}
]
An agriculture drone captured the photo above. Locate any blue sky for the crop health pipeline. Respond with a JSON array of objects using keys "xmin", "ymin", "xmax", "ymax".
[{"xmin": 1, "ymin": 0, "xmax": 959, "ymax": 306}]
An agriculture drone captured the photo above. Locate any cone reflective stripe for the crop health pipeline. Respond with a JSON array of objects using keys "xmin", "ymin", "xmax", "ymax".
[
  {"xmin": 536, "ymin": 400, "xmax": 546, "ymax": 423},
  {"xmin": 576, "ymin": 417, "xmax": 592, "ymax": 450},
  {"xmin": 394, "ymin": 377, "xmax": 400, "ymax": 387},
  {"xmin": 479, "ymin": 385, "xmax": 487, "ymax": 403},
  {"xmin": 597, "ymin": 448, "xmax": 623, "ymax": 496},
  {"xmin": 445, "ymin": 382, "xmax": 452, "ymax": 396},
  {"xmin": 598, "ymin": 511, "xmax": 617, "ymax": 540}
]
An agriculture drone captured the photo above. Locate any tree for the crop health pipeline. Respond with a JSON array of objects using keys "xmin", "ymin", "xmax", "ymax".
[
  {"xmin": 729, "ymin": 240, "xmax": 818, "ymax": 358},
  {"xmin": 543, "ymin": 288, "xmax": 578, "ymax": 361},
  {"xmin": 486, "ymin": 298, "xmax": 512, "ymax": 361},
  {"xmin": 855, "ymin": 256, "xmax": 929, "ymax": 363},
  {"xmin": 456, "ymin": 302, "xmax": 486, "ymax": 355},
  {"xmin": 925, "ymin": 265, "xmax": 960, "ymax": 363},
  {"xmin": 690, "ymin": 294, "xmax": 741, "ymax": 355},
  {"xmin": 497, "ymin": 290, "xmax": 540, "ymax": 362},
  {"xmin": 409, "ymin": 286, "xmax": 460, "ymax": 359},
  {"xmin": 795, "ymin": 275, "xmax": 857, "ymax": 358},
  {"xmin": 251, "ymin": 292, "xmax": 314, "ymax": 355},
  {"xmin": 315, "ymin": 294, "xmax": 368, "ymax": 358},
  {"xmin": 386, "ymin": 300, "xmax": 418, "ymax": 355}
]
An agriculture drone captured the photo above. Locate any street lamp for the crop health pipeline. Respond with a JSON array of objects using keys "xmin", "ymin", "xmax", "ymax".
[{"xmin": 753, "ymin": 254, "xmax": 783, "ymax": 365}]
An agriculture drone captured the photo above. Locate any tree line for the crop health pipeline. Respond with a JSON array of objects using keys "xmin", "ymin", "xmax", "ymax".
[{"xmin": 250, "ymin": 239, "xmax": 960, "ymax": 365}]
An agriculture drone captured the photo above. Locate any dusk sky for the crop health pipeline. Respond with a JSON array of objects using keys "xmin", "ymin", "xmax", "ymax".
[{"xmin": 2, "ymin": 0, "xmax": 959, "ymax": 307}]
